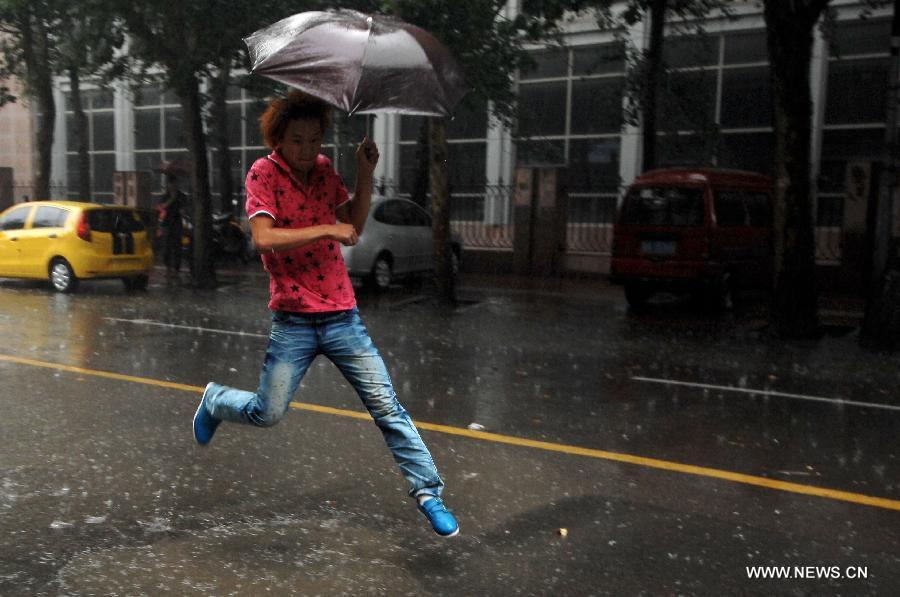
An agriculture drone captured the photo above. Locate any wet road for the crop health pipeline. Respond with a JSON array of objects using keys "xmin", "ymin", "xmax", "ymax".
[{"xmin": 1, "ymin": 266, "xmax": 898, "ymax": 596}]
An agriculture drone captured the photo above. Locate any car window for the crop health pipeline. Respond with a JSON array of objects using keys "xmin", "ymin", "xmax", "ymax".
[
  {"xmin": 408, "ymin": 203, "xmax": 431, "ymax": 227},
  {"xmin": 0, "ymin": 206, "xmax": 31, "ymax": 231},
  {"xmin": 374, "ymin": 201, "xmax": 409, "ymax": 226},
  {"xmin": 88, "ymin": 209, "xmax": 146, "ymax": 232},
  {"xmin": 32, "ymin": 206, "xmax": 69, "ymax": 229},
  {"xmin": 744, "ymin": 192, "xmax": 772, "ymax": 227},
  {"xmin": 621, "ymin": 187, "xmax": 704, "ymax": 227},
  {"xmin": 714, "ymin": 191, "xmax": 748, "ymax": 227}
]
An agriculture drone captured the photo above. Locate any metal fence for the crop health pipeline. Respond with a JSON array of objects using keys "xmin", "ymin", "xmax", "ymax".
[{"xmin": 450, "ymin": 185, "xmax": 515, "ymax": 250}]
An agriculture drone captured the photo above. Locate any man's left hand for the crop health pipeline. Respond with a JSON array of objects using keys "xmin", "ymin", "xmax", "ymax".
[{"xmin": 357, "ymin": 137, "xmax": 379, "ymax": 175}]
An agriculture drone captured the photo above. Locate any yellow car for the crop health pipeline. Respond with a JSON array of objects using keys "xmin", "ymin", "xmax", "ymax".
[{"xmin": 0, "ymin": 201, "xmax": 154, "ymax": 293}]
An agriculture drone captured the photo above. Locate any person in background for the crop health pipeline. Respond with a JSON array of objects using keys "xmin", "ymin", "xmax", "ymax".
[
  {"xmin": 157, "ymin": 173, "xmax": 185, "ymax": 276},
  {"xmin": 191, "ymin": 91, "xmax": 459, "ymax": 538}
]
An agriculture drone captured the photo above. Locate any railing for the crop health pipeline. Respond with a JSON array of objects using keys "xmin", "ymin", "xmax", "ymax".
[
  {"xmin": 450, "ymin": 185, "xmax": 515, "ymax": 250},
  {"xmin": 566, "ymin": 194, "xmax": 617, "ymax": 254},
  {"xmin": 375, "ymin": 183, "xmax": 848, "ymax": 263}
]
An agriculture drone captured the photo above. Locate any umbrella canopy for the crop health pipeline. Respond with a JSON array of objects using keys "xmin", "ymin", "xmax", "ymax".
[{"xmin": 244, "ymin": 9, "xmax": 468, "ymax": 117}]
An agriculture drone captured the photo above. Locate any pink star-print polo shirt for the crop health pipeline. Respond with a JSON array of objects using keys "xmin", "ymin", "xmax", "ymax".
[{"xmin": 245, "ymin": 150, "xmax": 356, "ymax": 313}]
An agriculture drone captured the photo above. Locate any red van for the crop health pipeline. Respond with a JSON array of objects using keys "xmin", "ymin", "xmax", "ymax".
[{"xmin": 610, "ymin": 168, "xmax": 774, "ymax": 308}]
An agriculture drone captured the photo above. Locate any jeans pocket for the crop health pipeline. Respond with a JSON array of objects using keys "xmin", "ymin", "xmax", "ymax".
[{"xmin": 272, "ymin": 310, "xmax": 290, "ymax": 324}]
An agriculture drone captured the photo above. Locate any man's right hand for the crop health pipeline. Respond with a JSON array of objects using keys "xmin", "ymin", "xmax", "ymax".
[{"xmin": 330, "ymin": 223, "xmax": 359, "ymax": 246}]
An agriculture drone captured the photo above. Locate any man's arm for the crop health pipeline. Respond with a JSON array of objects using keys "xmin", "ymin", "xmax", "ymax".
[
  {"xmin": 251, "ymin": 216, "xmax": 358, "ymax": 253},
  {"xmin": 336, "ymin": 137, "xmax": 379, "ymax": 234}
]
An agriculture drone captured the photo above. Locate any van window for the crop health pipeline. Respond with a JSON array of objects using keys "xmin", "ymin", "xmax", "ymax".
[
  {"xmin": 621, "ymin": 187, "xmax": 704, "ymax": 227},
  {"xmin": 714, "ymin": 192, "xmax": 747, "ymax": 226},
  {"xmin": 745, "ymin": 192, "xmax": 772, "ymax": 227},
  {"xmin": 88, "ymin": 209, "xmax": 145, "ymax": 233}
]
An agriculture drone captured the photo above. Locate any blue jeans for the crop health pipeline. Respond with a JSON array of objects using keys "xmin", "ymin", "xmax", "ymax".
[{"xmin": 202, "ymin": 307, "xmax": 444, "ymax": 498}]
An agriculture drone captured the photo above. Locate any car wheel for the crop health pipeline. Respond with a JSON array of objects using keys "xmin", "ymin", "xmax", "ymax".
[
  {"xmin": 370, "ymin": 254, "xmax": 393, "ymax": 291},
  {"xmin": 624, "ymin": 282, "xmax": 651, "ymax": 309},
  {"xmin": 122, "ymin": 274, "xmax": 149, "ymax": 292},
  {"xmin": 49, "ymin": 258, "xmax": 78, "ymax": 293}
]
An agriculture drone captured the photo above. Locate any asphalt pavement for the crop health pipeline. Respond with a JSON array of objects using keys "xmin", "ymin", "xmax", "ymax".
[{"xmin": 0, "ymin": 264, "xmax": 898, "ymax": 596}]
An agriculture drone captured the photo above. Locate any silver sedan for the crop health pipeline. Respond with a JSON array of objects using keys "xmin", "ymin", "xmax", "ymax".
[{"xmin": 341, "ymin": 197, "xmax": 461, "ymax": 290}]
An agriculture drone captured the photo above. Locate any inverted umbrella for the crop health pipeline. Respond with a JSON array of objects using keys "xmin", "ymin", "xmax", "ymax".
[{"xmin": 244, "ymin": 9, "xmax": 468, "ymax": 117}]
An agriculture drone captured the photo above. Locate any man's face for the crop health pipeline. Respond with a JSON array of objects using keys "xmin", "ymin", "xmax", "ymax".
[{"xmin": 279, "ymin": 118, "xmax": 323, "ymax": 175}]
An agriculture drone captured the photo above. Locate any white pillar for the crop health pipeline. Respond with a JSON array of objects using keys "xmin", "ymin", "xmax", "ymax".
[
  {"xmin": 485, "ymin": 106, "xmax": 514, "ymax": 224},
  {"xmin": 809, "ymin": 21, "xmax": 829, "ymax": 200},
  {"xmin": 618, "ymin": 19, "xmax": 648, "ymax": 201},
  {"xmin": 114, "ymin": 80, "xmax": 135, "ymax": 171},
  {"xmin": 373, "ymin": 112, "xmax": 398, "ymax": 192},
  {"xmin": 50, "ymin": 84, "xmax": 67, "ymax": 196}
]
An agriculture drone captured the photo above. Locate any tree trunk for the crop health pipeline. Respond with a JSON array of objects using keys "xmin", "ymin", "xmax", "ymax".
[
  {"xmin": 429, "ymin": 117, "xmax": 455, "ymax": 303},
  {"xmin": 763, "ymin": 2, "xmax": 820, "ymax": 338},
  {"xmin": 641, "ymin": 0, "xmax": 667, "ymax": 173},
  {"xmin": 20, "ymin": 8, "xmax": 55, "ymax": 200},
  {"xmin": 209, "ymin": 62, "xmax": 233, "ymax": 214},
  {"xmin": 69, "ymin": 69, "xmax": 92, "ymax": 202},
  {"xmin": 178, "ymin": 75, "xmax": 216, "ymax": 289}
]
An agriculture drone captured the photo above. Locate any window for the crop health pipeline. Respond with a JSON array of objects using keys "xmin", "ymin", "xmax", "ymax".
[
  {"xmin": 663, "ymin": 36, "xmax": 718, "ymax": 68},
  {"xmin": 720, "ymin": 67, "xmax": 772, "ymax": 128},
  {"xmin": 400, "ymin": 103, "xmax": 487, "ymax": 196},
  {"xmin": 724, "ymin": 31, "xmax": 768, "ymax": 64},
  {"xmin": 521, "ymin": 49, "xmax": 567, "ymax": 80},
  {"xmin": 718, "ymin": 133, "xmax": 775, "ymax": 176},
  {"xmin": 825, "ymin": 58, "xmax": 889, "ymax": 124},
  {"xmin": 448, "ymin": 98, "xmax": 488, "ymax": 140},
  {"xmin": 448, "ymin": 143, "xmax": 487, "ymax": 192},
  {"xmin": 87, "ymin": 209, "xmax": 145, "ymax": 232},
  {"xmin": 573, "ymin": 44, "xmax": 625, "ymax": 76},
  {"xmin": 621, "ymin": 187, "xmax": 704, "ymax": 227},
  {"xmin": 0, "ymin": 206, "xmax": 30, "ymax": 230},
  {"xmin": 568, "ymin": 139, "xmax": 620, "ymax": 193},
  {"xmin": 570, "ymin": 77, "xmax": 625, "ymax": 135},
  {"xmin": 714, "ymin": 192, "xmax": 748, "ymax": 226},
  {"xmin": 745, "ymin": 192, "xmax": 772, "ymax": 227},
  {"xmin": 408, "ymin": 204, "xmax": 431, "ymax": 227},
  {"xmin": 32, "ymin": 206, "xmax": 69, "ymax": 229},
  {"xmin": 375, "ymin": 200, "xmax": 410, "ymax": 226},
  {"xmin": 830, "ymin": 20, "xmax": 891, "ymax": 57},
  {"xmin": 517, "ymin": 82, "xmax": 567, "ymax": 136},
  {"xmin": 64, "ymin": 86, "xmax": 117, "ymax": 202},
  {"xmin": 658, "ymin": 70, "xmax": 717, "ymax": 133}
]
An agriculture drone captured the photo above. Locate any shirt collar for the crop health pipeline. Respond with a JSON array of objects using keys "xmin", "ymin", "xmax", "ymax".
[{"xmin": 267, "ymin": 150, "xmax": 328, "ymax": 189}]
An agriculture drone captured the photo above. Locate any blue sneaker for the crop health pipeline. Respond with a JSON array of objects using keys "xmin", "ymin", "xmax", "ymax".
[
  {"xmin": 418, "ymin": 497, "xmax": 459, "ymax": 537},
  {"xmin": 193, "ymin": 383, "xmax": 220, "ymax": 446}
]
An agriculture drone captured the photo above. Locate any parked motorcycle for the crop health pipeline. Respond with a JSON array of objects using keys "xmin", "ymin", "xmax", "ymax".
[{"xmin": 180, "ymin": 211, "xmax": 251, "ymax": 265}]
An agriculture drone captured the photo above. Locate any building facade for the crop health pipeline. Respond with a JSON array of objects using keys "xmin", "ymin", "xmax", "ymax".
[{"xmin": 0, "ymin": 0, "xmax": 893, "ymax": 275}]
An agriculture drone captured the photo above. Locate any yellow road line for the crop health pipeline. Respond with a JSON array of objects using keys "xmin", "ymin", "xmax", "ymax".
[{"xmin": 3, "ymin": 353, "xmax": 900, "ymax": 512}]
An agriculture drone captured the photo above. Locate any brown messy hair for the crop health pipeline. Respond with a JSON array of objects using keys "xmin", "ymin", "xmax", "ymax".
[{"xmin": 259, "ymin": 90, "xmax": 332, "ymax": 149}]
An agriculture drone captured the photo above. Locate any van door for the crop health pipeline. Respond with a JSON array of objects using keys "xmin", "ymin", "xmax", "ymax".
[
  {"xmin": 710, "ymin": 189, "xmax": 752, "ymax": 282},
  {"xmin": 618, "ymin": 185, "xmax": 707, "ymax": 261},
  {"xmin": 743, "ymin": 191, "xmax": 774, "ymax": 287}
]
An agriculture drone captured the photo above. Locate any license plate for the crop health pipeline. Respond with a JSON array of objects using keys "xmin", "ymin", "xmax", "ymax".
[{"xmin": 641, "ymin": 240, "xmax": 676, "ymax": 255}]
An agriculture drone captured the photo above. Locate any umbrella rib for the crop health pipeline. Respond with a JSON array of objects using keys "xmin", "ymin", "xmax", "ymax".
[{"xmin": 348, "ymin": 17, "xmax": 376, "ymax": 116}]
